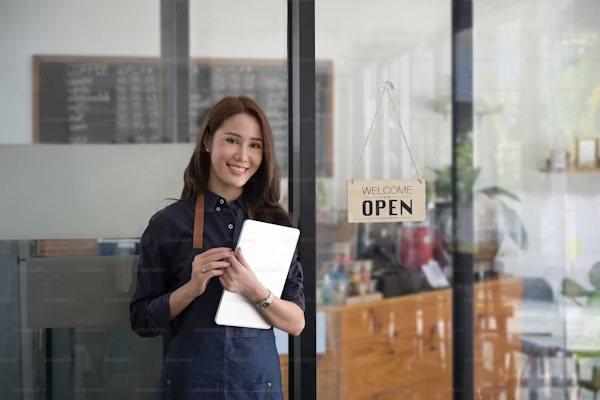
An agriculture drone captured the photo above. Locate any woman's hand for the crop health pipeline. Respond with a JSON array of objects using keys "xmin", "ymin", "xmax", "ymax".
[
  {"xmin": 188, "ymin": 247, "xmax": 233, "ymax": 296},
  {"xmin": 221, "ymin": 248, "xmax": 305, "ymax": 336},
  {"xmin": 220, "ymin": 248, "xmax": 268, "ymax": 303}
]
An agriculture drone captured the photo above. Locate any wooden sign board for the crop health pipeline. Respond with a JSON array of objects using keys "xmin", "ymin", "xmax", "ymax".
[{"xmin": 347, "ymin": 179, "xmax": 427, "ymax": 223}]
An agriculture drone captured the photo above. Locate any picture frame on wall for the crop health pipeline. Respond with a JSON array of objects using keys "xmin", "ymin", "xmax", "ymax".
[
  {"xmin": 548, "ymin": 148, "xmax": 569, "ymax": 171},
  {"xmin": 575, "ymin": 138, "xmax": 599, "ymax": 169}
]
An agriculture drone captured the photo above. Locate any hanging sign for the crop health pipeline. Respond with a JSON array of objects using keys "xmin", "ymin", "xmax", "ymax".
[
  {"xmin": 348, "ymin": 179, "xmax": 426, "ymax": 223},
  {"xmin": 348, "ymin": 81, "xmax": 427, "ymax": 223}
]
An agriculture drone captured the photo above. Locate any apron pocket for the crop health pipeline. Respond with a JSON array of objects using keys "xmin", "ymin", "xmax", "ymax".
[{"xmin": 223, "ymin": 382, "xmax": 272, "ymax": 400}]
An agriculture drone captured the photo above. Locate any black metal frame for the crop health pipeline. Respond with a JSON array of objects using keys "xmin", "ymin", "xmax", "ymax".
[
  {"xmin": 287, "ymin": 1, "xmax": 317, "ymax": 400},
  {"xmin": 160, "ymin": 0, "xmax": 190, "ymax": 143},
  {"xmin": 451, "ymin": 0, "xmax": 474, "ymax": 399}
]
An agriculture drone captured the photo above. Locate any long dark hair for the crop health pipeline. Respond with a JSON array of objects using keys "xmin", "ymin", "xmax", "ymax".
[{"xmin": 182, "ymin": 96, "xmax": 293, "ymax": 227}]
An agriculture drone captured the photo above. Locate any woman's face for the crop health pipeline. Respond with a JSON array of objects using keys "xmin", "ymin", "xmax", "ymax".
[{"xmin": 206, "ymin": 113, "xmax": 264, "ymax": 189}]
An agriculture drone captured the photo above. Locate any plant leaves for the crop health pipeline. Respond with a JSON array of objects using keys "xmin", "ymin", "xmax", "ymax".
[
  {"xmin": 480, "ymin": 186, "xmax": 521, "ymax": 202},
  {"xmin": 562, "ymin": 278, "xmax": 592, "ymax": 298},
  {"xmin": 473, "ymin": 167, "xmax": 481, "ymax": 183},
  {"xmin": 499, "ymin": 201, "xmax": 528, "ymax": 250}
]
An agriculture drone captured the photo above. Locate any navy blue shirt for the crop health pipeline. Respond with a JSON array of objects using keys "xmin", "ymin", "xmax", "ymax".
[{"xmin": 130, "ymin": 192, "xmax": 305, "ymax": 345}]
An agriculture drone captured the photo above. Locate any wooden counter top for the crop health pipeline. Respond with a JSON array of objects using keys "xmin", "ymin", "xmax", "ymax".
[
  {"xmin": 316, "ymin": 276, "xmax": 521, "ymax": 313},
  {"xmin": 281, "ymin": 277, "xmax": 523, "ymax": 400}
]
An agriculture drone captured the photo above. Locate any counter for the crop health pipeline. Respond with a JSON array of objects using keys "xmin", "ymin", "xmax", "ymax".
[{"xmin": 280, "ymin": 277, "xmax": 523, "ymax": 400}]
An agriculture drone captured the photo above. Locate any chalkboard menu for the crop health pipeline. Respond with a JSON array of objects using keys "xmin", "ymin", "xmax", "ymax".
[{"xmin": 34, "ymin": 56, "xmax": 333, "ymax": 175}]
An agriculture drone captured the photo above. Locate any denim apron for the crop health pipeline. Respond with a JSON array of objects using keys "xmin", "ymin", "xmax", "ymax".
[{"xmin": 156, "ymin": 194, "xmax": 284, "ymax": 400}]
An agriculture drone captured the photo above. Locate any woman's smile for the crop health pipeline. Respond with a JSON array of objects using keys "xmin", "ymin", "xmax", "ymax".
[{"xmin": 227, "ymin": 163, "xmax": 248, "ymax": 176}]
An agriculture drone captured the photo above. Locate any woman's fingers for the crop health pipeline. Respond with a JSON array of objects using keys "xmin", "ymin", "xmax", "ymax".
[
  {"xmin": 194, "ymin": 248, "xmax": 233, "ymax": 264},
  {"xmin": 201, "ymin": 261, "xmax": 230, "ymax": 272},
  {"xmin": 235, "ymin": 247, "xmax": 249, "ymax": 268},
  {"xmin": 211, "ymin": 269, "xmax": 226, "ymax": 277},
  {"xmin": 225, "ymin": 255, "xmax": 243, "ymax": 268}
]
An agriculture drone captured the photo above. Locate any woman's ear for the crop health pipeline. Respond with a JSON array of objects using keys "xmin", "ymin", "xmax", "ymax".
[{"xmin": 203, "ymin": 135, "xmax": 213, "ymax": 152}]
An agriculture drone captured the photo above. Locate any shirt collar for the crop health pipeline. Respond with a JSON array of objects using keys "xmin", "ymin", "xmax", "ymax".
[{"xmin": 204, "ymin": 191, "xmax": 248, "ymax": 215}]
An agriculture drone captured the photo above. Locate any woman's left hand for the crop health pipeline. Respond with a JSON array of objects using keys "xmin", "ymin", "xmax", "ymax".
[{"xmin": 220, "ymin": 248, "xmax": 267, "ymax": 302}]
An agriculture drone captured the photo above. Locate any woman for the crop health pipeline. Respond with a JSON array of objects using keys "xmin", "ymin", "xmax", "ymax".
[{"xmin": 130, "ymin": 96, "xmax": 306, "ymax": 400}]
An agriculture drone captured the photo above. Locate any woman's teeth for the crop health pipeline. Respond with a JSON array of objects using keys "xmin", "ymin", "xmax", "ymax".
[{"xmin": 228, "ymin": 165, "xmax": 246, "ymax": 173}]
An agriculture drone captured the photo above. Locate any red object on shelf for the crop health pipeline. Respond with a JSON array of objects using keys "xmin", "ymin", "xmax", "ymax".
[{"xmin": 400, "ymin": 226, "xmax": 447, "ymax": 272}]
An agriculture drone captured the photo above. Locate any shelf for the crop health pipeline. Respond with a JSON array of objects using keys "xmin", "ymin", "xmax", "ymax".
[{"xmin": 539, "ymin": 167, "xmax": 600, "ymax": 173}]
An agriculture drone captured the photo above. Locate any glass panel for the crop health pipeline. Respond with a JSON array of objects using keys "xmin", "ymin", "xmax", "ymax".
[
  {"xmin": 2, "ymin": 0, "xmax": 291, "ymax": 398},
  {"xmin": 315, "ymin": 2, "xmax": 454, "ymax": 399},
  {"xmin": 474, "ymin": 1, "xmax": 600, "ymax": 398},
  {"xmin": 0, "ymin": 1, "xmax": 160, "ymax": 146},
  {"xmin": 0, "ymin": 145, "xmax": 193, "ymax": 240},
  {"xmin": 1, "ymin": 1, "xmax": 164, "ymax": 399},
  {"xmin": 0, "ymin": 242, "xmax": 21, "ymax": 400},
  {"xmin": 189, "ymin": 2, "xmax": 290, "ymax": 399}
]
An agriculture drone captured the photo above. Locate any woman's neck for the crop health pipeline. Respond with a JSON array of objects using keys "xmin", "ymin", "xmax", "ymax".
[{"xmin": 207, "ymin": 178, "xmax": 243, "ymax": 204}]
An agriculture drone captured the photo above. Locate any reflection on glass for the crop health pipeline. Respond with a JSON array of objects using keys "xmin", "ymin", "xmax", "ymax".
[
  {"xmin": 2, "ymin": 0, "xmax": 291, "ymax": 399},
  {"xmin": 315, "ymin": 1, "xmax": 458, "ymax": 398},
  {"xmin": 474, "ymin": 0, "xmax": 600, "ymax": 399}
]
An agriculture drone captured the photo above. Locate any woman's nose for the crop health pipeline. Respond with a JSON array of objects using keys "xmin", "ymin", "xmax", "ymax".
[{"xmin": 234, "ymin": 146, "xmax": 249, "ymax": 161}]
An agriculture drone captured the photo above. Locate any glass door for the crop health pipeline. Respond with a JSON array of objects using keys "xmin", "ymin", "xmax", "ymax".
[{"xmin": 313, "ymin": 1, "xmax": 458, "ymax": 398}]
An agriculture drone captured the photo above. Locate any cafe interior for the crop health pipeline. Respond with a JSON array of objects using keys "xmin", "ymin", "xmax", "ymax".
[{"xmin": 3, "ymin": 0, "xmax": 600, "ymax": 399}]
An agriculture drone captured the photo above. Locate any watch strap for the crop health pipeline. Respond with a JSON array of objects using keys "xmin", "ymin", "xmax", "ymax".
[{"xmin": 255, "ymin": 290, "xmax": 273, "ymax": 309}]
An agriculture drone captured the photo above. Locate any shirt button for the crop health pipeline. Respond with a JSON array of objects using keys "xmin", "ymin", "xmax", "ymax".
[
  {"xmin": 228, "ymin": 224, "xmax": 234, "ymax": 230},
  {"xmin": 216, "ymin": 207, "xmax": 221, "ymax": 211},
  {"xmin": 220, "ymin": 199, "xmax": 225, "ymax": 204}
]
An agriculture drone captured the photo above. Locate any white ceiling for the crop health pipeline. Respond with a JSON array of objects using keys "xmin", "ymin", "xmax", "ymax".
[
  {"xmin": 190, "ymin": 0, "xmax": 581, "ymax": 60},
  {"xmin": 193, "ymin": 0, "xmax": 450, "ymax": 59}
]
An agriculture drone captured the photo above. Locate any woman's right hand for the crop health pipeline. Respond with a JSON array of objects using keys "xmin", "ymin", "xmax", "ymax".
[{"xmin": 188, "ymin": 247, "xmax": 233, "ymax": 296}]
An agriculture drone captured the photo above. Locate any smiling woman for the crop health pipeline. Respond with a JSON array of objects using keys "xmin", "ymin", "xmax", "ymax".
[
  {"xmin": 206, "ymin": 113, "xmax": 264, "ymax": 196},
  {"xmin": 182, "ymin": 96, "xmax": 292, "ymax": 226},
  {"xmin": 130, "ymin": 95, "xmax": 305, "ymax": 399}
]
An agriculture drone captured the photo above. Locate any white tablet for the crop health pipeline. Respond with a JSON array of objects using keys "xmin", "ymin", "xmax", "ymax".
[{"xmin": 215, "ymin": 219, "xmax": 300, "ymax": 329}]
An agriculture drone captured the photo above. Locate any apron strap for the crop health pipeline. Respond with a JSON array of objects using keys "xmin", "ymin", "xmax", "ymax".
[
  {"xmin": 193, "ymin": 193, "xmax": 205, "ymax": 249},
  {"xmin": 192, "ymin": 193, "xmax": 254, "ymax": 249}
]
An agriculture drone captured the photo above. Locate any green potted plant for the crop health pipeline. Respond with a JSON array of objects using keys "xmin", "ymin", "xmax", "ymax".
[{"xmin": 430, "ymin": 133, "xmax": 528, "ymax": 261}]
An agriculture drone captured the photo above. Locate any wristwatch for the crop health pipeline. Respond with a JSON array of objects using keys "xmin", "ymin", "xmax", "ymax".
[{"xmin": 254, "ymin": 290, "xmax": 273, "ymax": 309}]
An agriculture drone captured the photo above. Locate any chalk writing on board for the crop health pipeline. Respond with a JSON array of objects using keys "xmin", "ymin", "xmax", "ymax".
[{"xmin": 65, "ymin": 63, "xmax": 112, "ymax": 143}]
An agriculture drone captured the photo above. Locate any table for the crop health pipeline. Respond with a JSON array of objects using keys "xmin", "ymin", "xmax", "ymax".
[
  {"xmin": 520, "ymin": 335, "xmax": 600, "ymax": 400},
  {"xmin": 520, "ymin": 336, "xmax": 571, "ymax": 400}
]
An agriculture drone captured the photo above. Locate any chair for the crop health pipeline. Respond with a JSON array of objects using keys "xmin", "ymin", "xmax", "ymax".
[
  {"xmin": 522, "ymin": 277, "xmax": 554, "ymax": 303},
  {"xmin": 574, "ymin": 351, "xmax": 600, "ymax": 400},
  {"xmin": 519, "ymin": 278, "xmax": 561, "ymax": 397}
]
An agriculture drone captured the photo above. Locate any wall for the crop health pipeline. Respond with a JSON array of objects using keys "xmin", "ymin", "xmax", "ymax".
[
  {"xmin": 0, "ymin": 0, "xmax": 160, "ymax": 145},
  {"xmin": 0, "ymin": 144, "xmax": 193, "ymax": 240}
]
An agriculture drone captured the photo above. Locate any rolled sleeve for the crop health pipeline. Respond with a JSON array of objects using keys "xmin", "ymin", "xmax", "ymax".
[
  {"xmin": 280, "ymin": 256, "xmax": 305, "ymax": 312},
  {"xmin": 129, "ymin": 221, "xmax": 172, "ymax": 337}
]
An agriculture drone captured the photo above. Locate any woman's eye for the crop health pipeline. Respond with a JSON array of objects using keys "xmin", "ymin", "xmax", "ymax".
[
  {"xmin": 250, "ymin": 143, "xmax": 261, "ymax": 149},
  {"xmin": 226, "ymin": 138, "xmax": 238, "ymax": 144}
]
